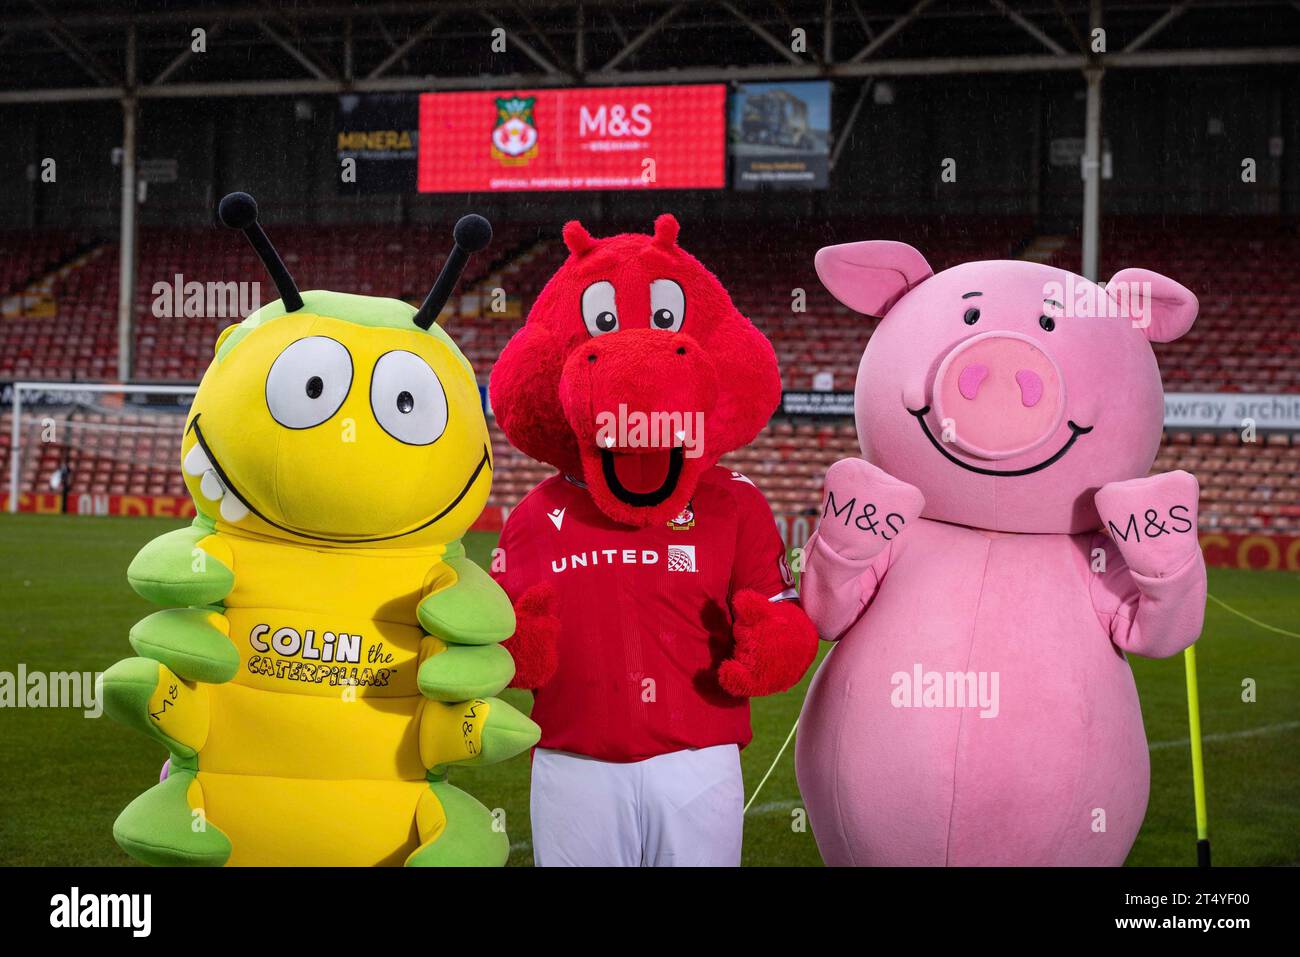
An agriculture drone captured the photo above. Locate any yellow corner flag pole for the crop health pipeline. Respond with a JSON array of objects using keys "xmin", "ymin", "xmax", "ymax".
[{"xmin": 1183, "ymin": 645, "xmax": 1210, "ymax": 867}]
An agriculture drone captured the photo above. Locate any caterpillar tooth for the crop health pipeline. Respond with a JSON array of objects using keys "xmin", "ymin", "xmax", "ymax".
[
  {"xmin": 219, "ymin": 493, "xmax": 249, "ymax": 523},
  {"xmin": 183, "ymin": 443, "xmax": 212, "ymax": 477},
  {"xmin": 200, "ymin": 469, "xmax": 224, "ymax": 501}
]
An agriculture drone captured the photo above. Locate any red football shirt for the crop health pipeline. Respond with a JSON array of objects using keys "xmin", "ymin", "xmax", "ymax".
[{"xmin": 494, "ymin": 466, "xmax": 797, "ymax": 763}]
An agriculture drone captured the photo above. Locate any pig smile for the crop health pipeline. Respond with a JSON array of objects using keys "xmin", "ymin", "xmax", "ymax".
[{"xmin": 907, "ymin": 406, "xmax": 1093, "ymax": 477}]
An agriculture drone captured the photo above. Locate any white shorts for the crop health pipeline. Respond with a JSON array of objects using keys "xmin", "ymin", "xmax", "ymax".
[{"xmin": 530, "ymin": 744, "xmax": 744, "ymax": 867}]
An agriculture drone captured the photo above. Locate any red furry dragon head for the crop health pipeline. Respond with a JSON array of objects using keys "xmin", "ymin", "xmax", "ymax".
[{"xmin": 491, "ymin": 215, "xmax": 781, "ymax": 527}]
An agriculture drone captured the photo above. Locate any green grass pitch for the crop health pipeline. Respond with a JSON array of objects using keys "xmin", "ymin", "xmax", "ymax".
[{"xmin": 1, "ymin": 513, "xmax": 1296, "ymax": 866}]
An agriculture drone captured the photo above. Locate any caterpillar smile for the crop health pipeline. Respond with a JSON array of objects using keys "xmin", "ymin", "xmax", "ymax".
[{"xmin": 185, "ymin": 415, "xmax": 490, "ymax": 543}]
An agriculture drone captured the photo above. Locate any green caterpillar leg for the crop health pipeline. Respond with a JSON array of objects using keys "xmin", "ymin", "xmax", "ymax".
[
  {"xmin": 127, "ymin": 523, "xmax": 234, "ymax": 607},
  {"xmin": 113, "ymin": 769, "xmax": 231, "ymax": 867},
  {"xmin": 418, "ymin": 641, "xmax": 515, "ymax": 702},
  {"xmin": 418, "ymin": 695, "xmax": 539, "ymax": 770},
  {"xmin": 99, "ymin": 656, "xmax": 210, "ymax": 757},
  {"xmin": 404, "ymin": 778, "xmax": 508, "ymax": 867},
  {"xmin": 130, "ymin": 607, "xmax": 238, "ymax": 684}
]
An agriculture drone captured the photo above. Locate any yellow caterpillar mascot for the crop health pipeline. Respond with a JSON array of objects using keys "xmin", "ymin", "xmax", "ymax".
[{"xmin": 100, "ymin": 193, "xmax": 538, "ymax": 866}]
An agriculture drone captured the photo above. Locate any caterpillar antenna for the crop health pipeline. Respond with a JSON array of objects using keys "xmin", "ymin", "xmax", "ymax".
[
  {"xmin": 217, "ymin": 192, "xmax": 303, "ymax": 313},
  {"xmin": 413, "ymin": 214, "xmax": 492, "ymax": 330}
]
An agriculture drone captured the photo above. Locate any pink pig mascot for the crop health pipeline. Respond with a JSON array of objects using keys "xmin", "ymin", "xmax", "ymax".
[{"xmin": 795, "ymin": 241, "xmax": 1207, "ymax": 866}]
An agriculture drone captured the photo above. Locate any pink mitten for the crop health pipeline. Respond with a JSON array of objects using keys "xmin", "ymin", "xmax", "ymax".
[
  {"xmin": 814, "ymin": 458, "xmax": 926, "ymax": 562},
  {"xmin": 1095, "ymin": 470, "xmax": 1200, "ymax": 579}
]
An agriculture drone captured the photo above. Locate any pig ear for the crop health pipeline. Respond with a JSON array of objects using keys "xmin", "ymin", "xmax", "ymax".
[
  {"xmin": 814, "ymin": 241, "xmax": 933, "ymax": 316},
  {"xmin": 1106, "ymin": 268, "xmax": 1198, "ymax": 343}
]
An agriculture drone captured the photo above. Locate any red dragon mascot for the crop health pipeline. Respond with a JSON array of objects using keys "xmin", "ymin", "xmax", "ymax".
[{"xmin": 489, "ymin": 214, "xmax": 818, "ymax": 866}]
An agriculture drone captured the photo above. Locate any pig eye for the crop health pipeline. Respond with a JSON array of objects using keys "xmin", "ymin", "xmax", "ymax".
[
  {"xmin": 649, "ymin": 279, "xmax": 685, "ymax": 332},
  {"xmin": 1039, "ymin": 315, "xmax": 1057, "ymax": 332},
  {"xmin": 582, "ymin": 281, "xmax": 619, "ymax": 336},
  {"xmin": 963, "ymin": 308, "xmax": 980, "ymax": 325}
]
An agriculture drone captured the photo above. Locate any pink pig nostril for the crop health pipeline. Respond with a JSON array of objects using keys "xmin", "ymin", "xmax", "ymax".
[
  {"xmin": 1015, "ymin": 369, "xmax": 1044, "ymax": 407},
  {"xmin": 957, "ymin": 363, "xmax": 989, "ymax": 400}
]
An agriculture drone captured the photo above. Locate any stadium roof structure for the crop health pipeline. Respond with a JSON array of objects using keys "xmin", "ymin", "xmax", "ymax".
[
  {"xmin": 0, "ymin": 0, "xmax": 1297, "ymax": 102},
  {"xmin": 2, "ymin": 0, "xmax": 1296, "ymax": 381}
]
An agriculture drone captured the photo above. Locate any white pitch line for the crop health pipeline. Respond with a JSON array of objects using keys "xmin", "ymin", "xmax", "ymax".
[
  {"xmin": 1206, "ymin": 592, "xmax": 1300, "ymax": 639},
  {"xmin": 510, "ymin": 723, "xmax": 1299, "ymax": 854},
  {"xmin": 747, "ymin": 798, "xmax": 800, "ymax": 815},
  {"xmin": 1149, "ymin": 719, "xmax": 1300, "ymax": 751}
]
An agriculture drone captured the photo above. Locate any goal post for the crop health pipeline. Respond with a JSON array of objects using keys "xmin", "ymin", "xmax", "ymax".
[{"xmin": 6, "ymin": 381, "xmax": 197, "ymax": 514}]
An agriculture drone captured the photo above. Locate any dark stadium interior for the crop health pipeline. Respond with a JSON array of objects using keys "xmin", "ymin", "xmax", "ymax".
[
  {"xmin": 1, "ymin": 0, "xmax": 1298, "ymax": 884},
  {"xmin": 2, "ymin": 0, "xmax": 1298, "ymax": 533}
]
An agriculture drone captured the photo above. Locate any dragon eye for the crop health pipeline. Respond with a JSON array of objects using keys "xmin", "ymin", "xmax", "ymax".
[
  {"xmin": 649, "ymin": 279, "xmax": 685, "ymax": 332},
  {"xmin": 370, "ymin": 350, "xmax": 447, "ymax": 446},
  {"xmin": 581, "ymin": 281, "xmax": 619, "ymax": 336},
  {"xmin": 265, "ymin": 337, "xmax": 352, "ymax": 429}
]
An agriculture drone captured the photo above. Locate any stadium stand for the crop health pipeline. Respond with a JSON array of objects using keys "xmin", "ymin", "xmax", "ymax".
[{"xmin": 3, "ymin": 217, "xmax": 1297, "ymax": 532}]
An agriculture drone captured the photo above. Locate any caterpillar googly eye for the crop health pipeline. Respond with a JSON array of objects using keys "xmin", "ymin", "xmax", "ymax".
[
  {"xmin": 370, "ymin": 350, "xmax": 448, "ymax": 446},
  {"xmin": 265, "ymin": 337, "xmax": 352, "ymax": 429}
]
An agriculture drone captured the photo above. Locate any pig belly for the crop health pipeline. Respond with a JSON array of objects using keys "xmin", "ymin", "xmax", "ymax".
[{"xmin": 796, "ymin": 538, "xmax": 1150, "ymax": 866}]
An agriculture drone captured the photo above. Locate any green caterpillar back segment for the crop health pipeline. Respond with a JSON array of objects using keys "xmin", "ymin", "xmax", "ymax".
[{"xmin": 99, "ymin": 193, "xmax": 537, "ymax": 867}]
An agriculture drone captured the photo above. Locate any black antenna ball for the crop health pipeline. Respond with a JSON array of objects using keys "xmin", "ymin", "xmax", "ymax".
[
  {"xmin": 412, "ymin": 213, "xmax": 494, "ymax": 330},
  {"xmin": 217, "ymin": 191, "xmax": 304, "ymax": 313},
  {"xmin": 454, "ymin": 214, "xmax": 492, "ymax": 253},
  {"xmin": 218, "ymin": 192, "xmax": 259, "ymax": 230}
]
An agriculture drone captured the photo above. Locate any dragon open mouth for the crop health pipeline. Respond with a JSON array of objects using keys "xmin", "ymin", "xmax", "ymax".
[
  {"xmin": 185, "ymin": 415, "xmax": 490, "ymax": 543},
  {"xmin": 599, "ymin": 446, "xmax": 684, "ymax": 507},
  {"xmin": 907, "ymin": 405, "xmax": 1092, "ymax": 477}
]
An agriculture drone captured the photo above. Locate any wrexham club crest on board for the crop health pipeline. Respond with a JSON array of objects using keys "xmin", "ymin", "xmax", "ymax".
[{"xmin": 491, "ymin": 96, "xmax": 539, "ymax": 165}]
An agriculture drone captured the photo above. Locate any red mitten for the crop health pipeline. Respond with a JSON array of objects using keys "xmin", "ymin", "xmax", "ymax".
[
  {"xmin": 718, "ymin": 590, "xmax": 819, "ymax": 698},
  {"xmin": 502, "ymin": 583, "xmax": 560, "ymax": 690}
]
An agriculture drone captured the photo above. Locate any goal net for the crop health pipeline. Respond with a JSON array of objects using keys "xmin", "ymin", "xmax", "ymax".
[{"xmin": 6, "ymin": 382, "xmax": 196, "ymax": 515}]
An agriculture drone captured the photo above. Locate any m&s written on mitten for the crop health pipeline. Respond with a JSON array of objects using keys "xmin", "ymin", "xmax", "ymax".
[{"xmin": 1095, "ymin": 470, "xmax": 1201, "ymax": 579}]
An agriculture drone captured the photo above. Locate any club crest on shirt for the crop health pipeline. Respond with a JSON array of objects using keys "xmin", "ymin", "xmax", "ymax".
[{"xmin": 667, "ymin": 503, "xmax": 695, "ymax": 530}]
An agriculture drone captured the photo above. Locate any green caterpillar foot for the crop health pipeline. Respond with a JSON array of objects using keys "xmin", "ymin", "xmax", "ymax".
[
  {"xmin": 127, "ymin": 524, "xmax": 233, "ymax": 607},
  {"xmin": 130, "ymin": 607, "xmax": 238, "ymax": 684},
  {"xmin": 419, "ymin": 695, "xmax": 539, "ymax": 770},
  {"xmin": 113, "ymin": 771, "xmax": 231, "ymax": 867},
  {"xmin": 100, "ymin": 657, "xmax": 209, "ymax": 756},
  {"xmin": 417, "ymin": 556, "xmax": 516, "ymax": 645},
  {"xmin": 418, "ymin": 642, "xmax": 515, "ymax": 701},
  {"xmin": 404, "ymin": 780, "xmax": 508, "ymax": 867}
]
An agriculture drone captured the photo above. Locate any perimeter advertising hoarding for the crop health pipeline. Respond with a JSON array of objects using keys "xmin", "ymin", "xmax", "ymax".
[
  {"xmin": 417, "ymin": 85, "xmax": 727, "ymax": 192},
  {"xmin": 729, "ymin": 81, "xmax": 831, "ymax": 190},
  {"xmin": 1164, "ymin": 392, "xmax": 1300, "ymax": 431}
]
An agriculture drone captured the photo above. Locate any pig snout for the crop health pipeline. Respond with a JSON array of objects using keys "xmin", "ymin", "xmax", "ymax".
[{"xmin": 932, "ymin": 332, "xmax": 1065, "ymax": 459}]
